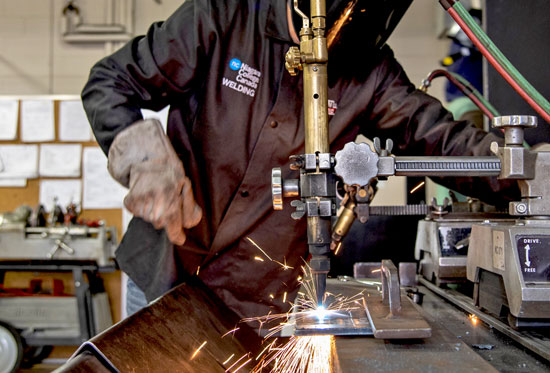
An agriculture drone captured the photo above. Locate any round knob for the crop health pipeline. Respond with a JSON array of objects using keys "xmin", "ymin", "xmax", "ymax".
[
  {"xmin": 492, "ymin": 115, "xmax": 537, "ymax": 146},
  {"xmin": 334, "ymin": 142, "xmax": 379, "ymax": 186},
  {"xmin": 285, "ymin": 47, "xmax": 302, "ymax": 77},
  {"xmin": 492, "ymin": 115, "xmax": 537, "ymax": 129},
  {"xmin": 272, "ymin": 168, "xmax": 283, "ymax": 210}
]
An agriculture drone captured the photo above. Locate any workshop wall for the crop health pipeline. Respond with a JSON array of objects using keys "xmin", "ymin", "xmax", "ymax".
[{"xmin": 0, "ymin": 0, "xmax": 183, "ymax": 94}]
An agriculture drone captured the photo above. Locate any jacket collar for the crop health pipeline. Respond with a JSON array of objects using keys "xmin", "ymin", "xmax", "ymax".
[{"xmin": 264, "ymin": 0, "xmax": 294, "ymax": 43}]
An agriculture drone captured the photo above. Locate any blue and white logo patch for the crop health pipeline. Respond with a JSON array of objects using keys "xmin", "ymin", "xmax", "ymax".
[
  {"xmin": 223, "ymin": 58, "xmax": 262, "ymax": 98},
  {"xmin": 229, "ymin": 58, "xmax": 242, "ymax": 71}
]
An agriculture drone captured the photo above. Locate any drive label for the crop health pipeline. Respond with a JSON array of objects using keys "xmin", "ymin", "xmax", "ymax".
[{"xmin": 517, "ymin": 236, "xmax": 550, "ymax": 282}]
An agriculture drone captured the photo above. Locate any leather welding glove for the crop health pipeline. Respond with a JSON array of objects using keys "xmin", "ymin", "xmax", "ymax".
[{"xmin": 107, "ymin": 119, "xmax": 202, "ymax": 245}]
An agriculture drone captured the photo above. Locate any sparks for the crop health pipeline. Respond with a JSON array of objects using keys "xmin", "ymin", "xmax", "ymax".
[
  {"xmin": 196, "ymin": 266, "xmax": 200, "ymax": 276},
  {"xmin": 256, "ymin": 339, "xmax": 278, "ymax": 361},
  {"xmin": 223, "ymin": 354, "xmax": 235, "ymax": 366},
  {"xmin": 255, "ymin": 256, "xmax": 265, "ymax": 262},
  {"xmin": 409, "ymin": 181, "xmax": 425, "ymax": 194},
  {"xmin": 274, "ymin": 258, "xmax": 294, "ymax": 271},
  {"xmin": 242, "ymin": 264, "xmax": 364, "ymax": 372},
  {"xmin": 334, "ymin": 241, "xmax": 343, "ymax": 256},
  {"xmin": 221, "ymin": 327, "xmax": 240, "ymax": 338},
  {"xmin": 469, "ymin": 314, "xmax": 479, "ymax": 326},
  {"xmin": 371, "ymin": 268, "xmax": 381, "ymax": 273},
  {"xmin": 326, "ymin": 0, "xmax": 358, "ymax": 49},
  {"xmin": 253, "ymin": 335, "xmax": 332, "ymax": 373},
  {"xmin": 233, "ymin": 358, "xmax": 252, "ymax": 372},
  {"xmin": 190, "ymin": 341, "xmax": 207, "ymax": 360},
  {"xmin": 246, "ymin": 236, "xmax": 273, "ymax": 261},
  {"xmin": 225, "ymin": 353, "xmax": 249, "ymax": 372},
  {"xmin": 283, "ymin": 292, "xmax": 287, "ymax": 303}
]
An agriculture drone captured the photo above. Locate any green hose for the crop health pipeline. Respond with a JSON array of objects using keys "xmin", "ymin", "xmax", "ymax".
[
  {"xmin": 449, "ymin": 72, "xmax": 500, "ymax": 117},
  {"xmin": 453, "ymin": 2, "xmax": 550, "ymax": 114}
]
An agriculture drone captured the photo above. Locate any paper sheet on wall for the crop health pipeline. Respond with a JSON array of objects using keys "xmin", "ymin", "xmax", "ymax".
[
  {"xmin": 0, "ymin": 100, "xmax": 18, "ymax": 140},
  {"xmin": 39, "ymin": 179, "xmax": 82, "ymax": 212},
  {"xmin": 0, "ymin": 145, "xmax": 38, "ymax": 179},
  {"xmin": 0, "ymin": 179, "xmax": 27, "ymax": 187},
  {"xmin": 141, "ymin": 106, "xmax": 169, "ymax": 133},
  {"xmin": 83, "ymin": 147, "xmax": 127, "ymax": 209},
  {"xmin": 21, "ymin": 100, "xmax": 55, "ymax": 142},
  {"xmin": 39, "ymin": 144, "xmax": 82, "ymax": 177},
  {"xmin": 59, "ymin": 100, "xmax": 93, "ymax": 142}
]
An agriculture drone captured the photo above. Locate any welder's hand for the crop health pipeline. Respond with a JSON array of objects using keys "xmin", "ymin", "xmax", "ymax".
[
  {"xmin": 123, "ymin": 158, "xmax": 202, "ymax": 245},
  {"xmin": 108, "ymin": 119, "xmax": 202, "ymax": 245}
]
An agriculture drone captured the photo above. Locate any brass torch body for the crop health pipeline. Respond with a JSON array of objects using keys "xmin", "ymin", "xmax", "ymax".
[{"xmin": 302, "ymin": 0, "xmax": 331, "ymax": 306}]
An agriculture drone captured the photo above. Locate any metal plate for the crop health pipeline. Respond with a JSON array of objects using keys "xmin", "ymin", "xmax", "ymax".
[
  {"xmin": 365, "ymin": 293, "xmax": 432, "ymax": 339},
  {"xmin": 59, "ymin": 279, "xmax": 261, "ymax": 372},
  {"xmin": 295, "ymin": 275, "xmax": 431, "ymax": 339},
  {"xmin": 294, "ymin": 302, "xmax": 373, "ymax": 336}
]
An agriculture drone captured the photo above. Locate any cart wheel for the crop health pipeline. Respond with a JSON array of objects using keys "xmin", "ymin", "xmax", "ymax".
[{"xmin": 0, "ymin": 322, "xmax": 23, "ymax": 373}]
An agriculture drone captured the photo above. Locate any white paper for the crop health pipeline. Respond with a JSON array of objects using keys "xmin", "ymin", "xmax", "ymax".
[
  {"xmin": 0, "ymin": 178, "xmax": 27, "ymax": 187},
  {"xmin": 0, "ymin": 100, "xmax": 18, "ymax": 140},
  {"xmin": 21, "ymin": 100, "xmax": 55, "ymax": 142},
  {"xmin": 83, "ymin": 147, "xmax": 127, "ymax": 209},
  {"xmin": 59, "ymin": 100, "xmax": 93, "ymax": 142},
  {"xmin": 39, "ymin": 144, "xmax": 82, "ymax": 177},
  {"xmin": 0, "ymin": 145, "xmax": 38, "ymax": 179},
  {"xmin": 141, "ymin": 106, "xmax": 169, "ymax": 133},
  {"xmin": 39, "ymin": 179, "xmax": 82, "ymax": 212}
]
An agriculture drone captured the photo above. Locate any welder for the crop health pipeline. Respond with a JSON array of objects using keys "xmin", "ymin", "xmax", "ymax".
[{"xmin": 82, "ymin": 0, "xmax": 517, "ymax": 321}]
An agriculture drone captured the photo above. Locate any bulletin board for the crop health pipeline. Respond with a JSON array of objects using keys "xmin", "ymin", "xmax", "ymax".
[
  {"xmin": 0, "ymin": 95, "xmax": 127, "ymax": 327},
  {"xmin": 0, "ymin": 95, "xmax": 124, "ymax": 230}
]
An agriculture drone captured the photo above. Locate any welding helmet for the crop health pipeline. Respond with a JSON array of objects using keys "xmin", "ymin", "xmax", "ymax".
[
  {"xmin": 292, "ymin": 0, "xmax": 413, "ymax": 80},
  {"xmin": 292, "ymin": 0, "xmax": 412, "ymax": 50}
]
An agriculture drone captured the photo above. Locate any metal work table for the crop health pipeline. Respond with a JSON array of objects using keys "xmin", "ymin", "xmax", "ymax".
[
  {"xmin": 58, "ymin": 276, "xmax": 550, "ymax": 372},
  {"xmin": 332, "ymin": 281, "xmax": 550, "ymax": 372}
]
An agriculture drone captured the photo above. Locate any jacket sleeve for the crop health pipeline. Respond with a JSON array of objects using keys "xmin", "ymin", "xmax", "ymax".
[
  {"xmin": 367, "ymin": 46, "xmax": 519, "ymax": 206},
  {"xmin": 81, "ymin": 1, "xmax": 223, "ymax": 154}
]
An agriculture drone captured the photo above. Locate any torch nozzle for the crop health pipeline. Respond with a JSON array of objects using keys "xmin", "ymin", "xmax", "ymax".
[{"xmin": 312, "ymin": 270, "xmax": 328, "ymax": 307}]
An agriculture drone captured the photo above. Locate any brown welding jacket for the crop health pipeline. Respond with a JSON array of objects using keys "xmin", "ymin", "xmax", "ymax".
[{"xmin": 82, "ymin": 0, "xmax": 517, "ymax": 320}]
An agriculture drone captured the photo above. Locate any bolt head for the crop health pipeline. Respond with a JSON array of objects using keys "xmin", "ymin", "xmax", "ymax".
[{"xmin": 515, "ymin": 203, "xmax": 527, "ymax": 214}]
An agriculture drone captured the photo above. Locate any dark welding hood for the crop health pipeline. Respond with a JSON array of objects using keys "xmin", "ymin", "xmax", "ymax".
[
  {"xmin": 292, "ymin": 0, "xmax": 413, "ymax": 81},
  {"xmin": 293, "ymin": 0, "xmax": 413, "ymax": 51}
]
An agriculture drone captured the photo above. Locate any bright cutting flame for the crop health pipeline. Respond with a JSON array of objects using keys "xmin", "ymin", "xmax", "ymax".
[
  {"xmin": 313, "ymin": 306, "xmax": 328, "ymax": 322},
  {"xmin": 469, "ymin": 314, "xmax": 479, "ymax": 326},
  {"xmin": 241, "ymin": 264, "xmax": 364, "ymax": 372},
  {"xmin": 231, "ymin": 241, "xmax": 365, "ymax": 372}
]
